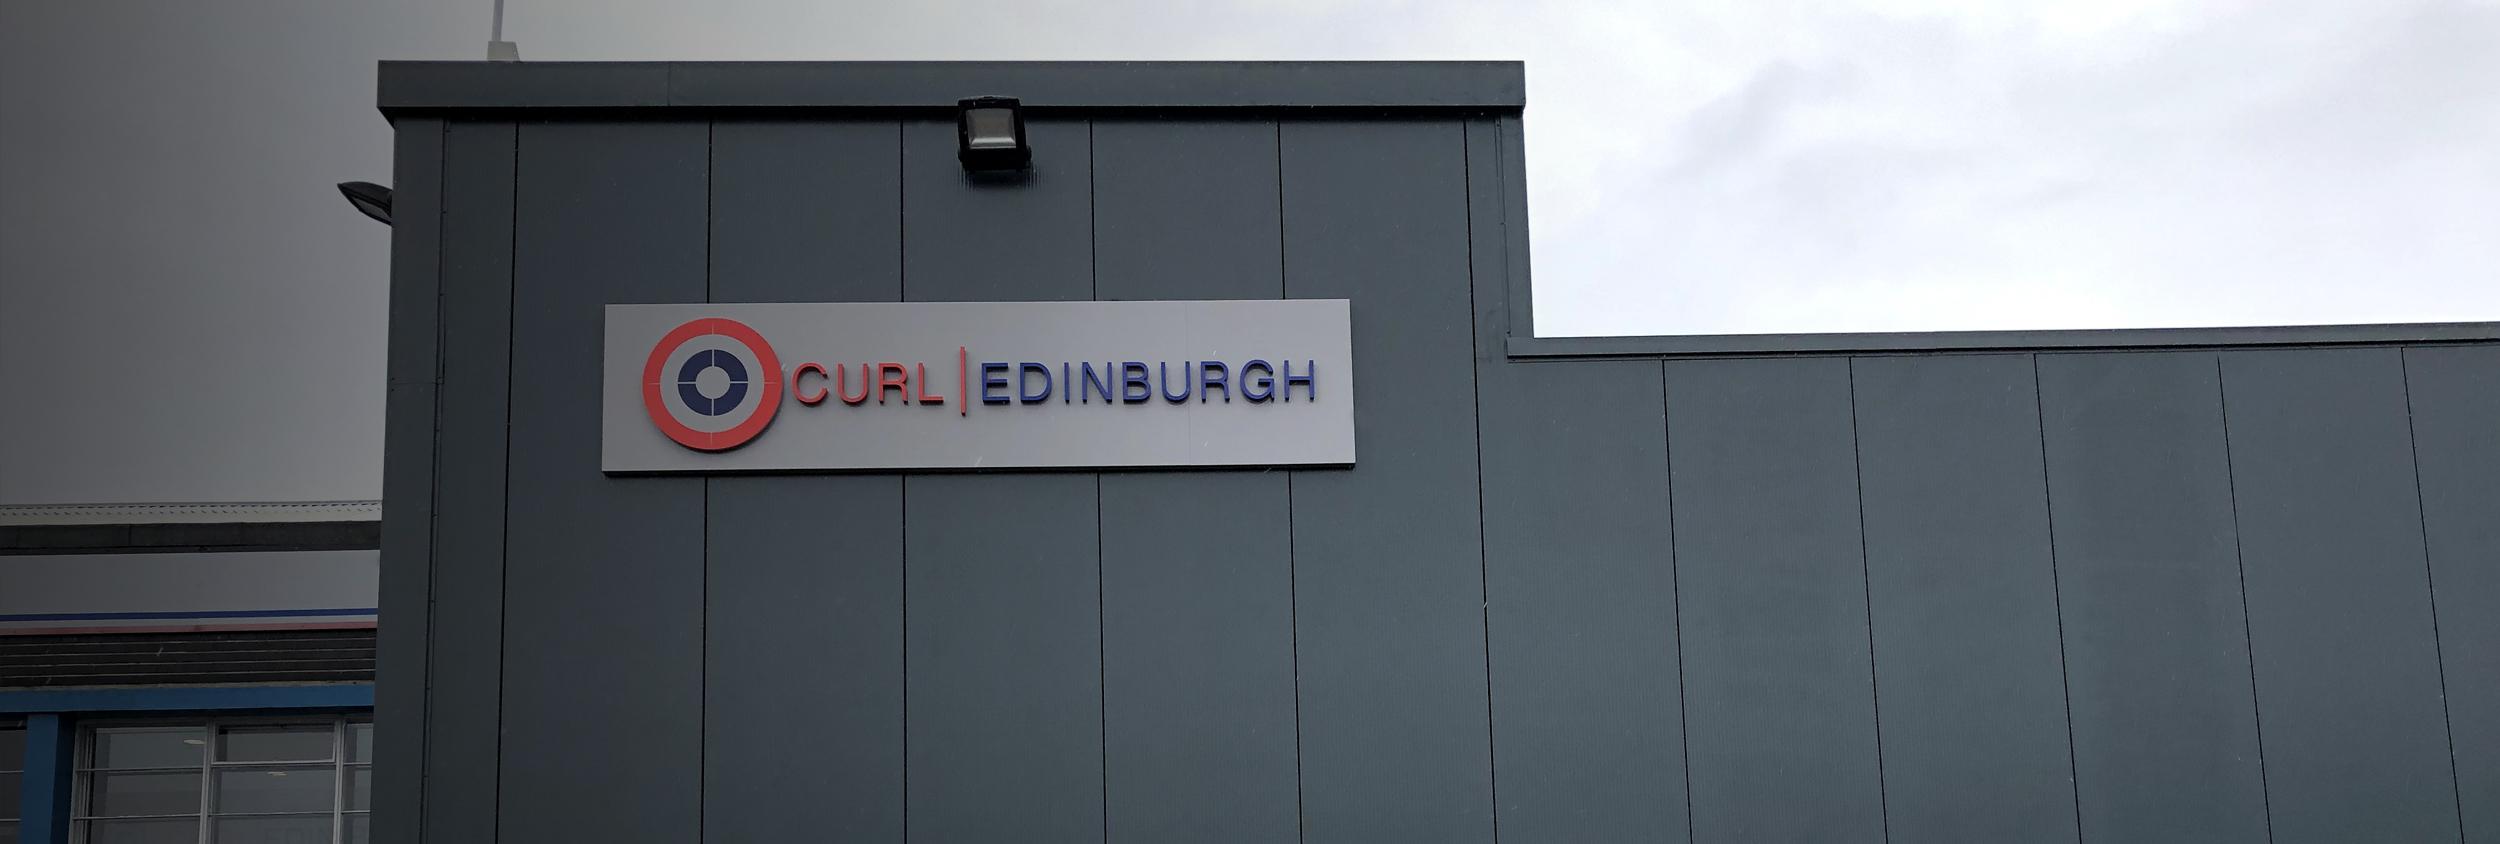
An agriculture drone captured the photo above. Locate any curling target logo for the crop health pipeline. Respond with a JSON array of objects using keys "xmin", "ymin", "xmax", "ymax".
[{"xmin": 641, "ymin": 318, "xmax": 784, "ymax": 451}]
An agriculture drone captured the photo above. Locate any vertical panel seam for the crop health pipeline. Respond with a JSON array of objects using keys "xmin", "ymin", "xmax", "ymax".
[
  {"xmin": 1088, "ymin": 120, "xmax": 1099, "ymax": 302},
  {"xmin": 900, "ymin": 475, "xmax": 911, "ymax": 844},
  {"xmin": 2214, "ymin": 354, "xmax": 2278, "ymax": 844},
  {"xmin": 698, "ymin": 118, "xmax": 715, "ymax": 844},
  {"xmin": 1460, "ymin": 117, "xmax": 1503, "ymax": 844},
  {"xmin": 1661, "ymin": 360, "xmax": 1695, "ymax": 844},
  {"xmin": 2032, "ymin": 354, "xmax": 2086, "ymax": 844},
  {"xmin": 897, "ymin": 119, "xmax": 911, "ymax": 844},
  {"xmin": 899, "ymin": 121, "xmax": 910, "ymax": 302},
  {"xmin": 1096, "ymin": 473, "xmax": 1109, "ymax": 844},
  {"xmin": 1278, "ymin": 118, "xmax": 1307, "ymax": 844},
  {"xmin": 1275, "ymin": 119, "xmax": 1286, "ymax": 300},
  {"xmin": 1087, "ymin": 119, "xmax": 1109, "ymax": 844},
  {"xmin": 415, "ymin": 116, "xmax": 448, "ymax": 844},
  {"xmin": 487, "ymin": 120, "xmax": 518, "ymax": 844},
  {"xmin": 490, "ymin": 121, "xmax": 521, "ymax": 844},
  {"xmin": 2397, "ymin": 348, "xmax": 2469, "ymax": 843},
  {"xmin": 1481, "ymin": 115, "xmax": 1507, "ymax": 342},
  {"xmin": 1846, "ymin": 358, "xmax": 1893, "ymax": 844},
  {"xmin": 1287, "ymin": 472, "xmax": 1306, "ymax": 844}
]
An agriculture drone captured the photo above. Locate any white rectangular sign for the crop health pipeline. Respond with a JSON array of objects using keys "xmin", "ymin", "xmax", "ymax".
[{"xmin": 602, "ymin": 300, "xmax": 1355, "ymax": 472}]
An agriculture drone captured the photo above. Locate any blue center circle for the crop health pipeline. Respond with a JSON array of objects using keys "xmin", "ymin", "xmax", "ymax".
[{"xmin": 676, "ymin": 348, "xmax": 750, "ymax": 417}]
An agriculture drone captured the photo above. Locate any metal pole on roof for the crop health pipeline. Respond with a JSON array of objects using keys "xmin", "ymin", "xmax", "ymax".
[{"xmin": 488, "ymin": 0, "xmax": 520, "ymax": 61}]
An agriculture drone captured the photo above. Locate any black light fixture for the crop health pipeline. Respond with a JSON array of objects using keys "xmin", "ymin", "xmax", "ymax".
[
  {"xmin": 956, "ymin": 96, "xmax": 1031, "ymax": 172},
  {"xmin": 337, "ymin": 181, "xmax": 394, "ymax": 226}
]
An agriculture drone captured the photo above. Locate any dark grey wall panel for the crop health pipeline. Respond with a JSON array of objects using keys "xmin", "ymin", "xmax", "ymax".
[
  {"xmin": 1099, "ymin": 473, "xmax": 1299, "ymax": 843},
  {"xmin": 1852, "ymin": 354, "xmax": 2077, "ymax": 843},
  {"xmin": 709, "ymin": 120, "xmax": 903, "ymax": 301},
  {"xmin": 1091, "ymin": 119, "xmax": 1281, "ymax": 301},
  {"xmin": 704, "ymin": 120, "xmax": 906, "ymax": 843},
  {"xmin": 902, "ymin": 118, "xmax": 1094, "ymax": 302},
  {"xmin": 2036, "ymin": 351, "xmax": 2268, "ymax": 844},
  {"xmin": 1662, "ymin": 356, "xmax": 1885, "ymax": 842},
  {"xmin": 1091, "ymin": 118, "xmax": 1297, "ymax": 843},
  {"xmin": 903, "ymin": 474, "xmax": 1104, "ymax": 842},
  {"xmin": 2405, "ymin": 344, "xmax": 2499, "ymax": 843},
  {"xmin": 498, "ymin": 121, "xmax": 709, "ymax": 844},
  {"xmin": 704, "ymin": 475, "xmax": 903, "ymax": 840},
  {"xmin": 2222, "ymin": 348, "xmax": 2459, "ymax": 843},
  {"xmin": 1479, "ymin": 358, "xmax": 1685, "ymax": 842},
  {"xmin": 900, "ymin": 115, "xmax": 1103, "ymax": 842},
  {"xmin": 421, "ymin": 120, "xmax": 515, "ymax": 844},
  {"xmin": 374, "ymin": 116, "xmax": 442, "ymax": 844},
  {"xmin": 1281, "ymin": 119, "xmax": 1493, "ymax": 844}
]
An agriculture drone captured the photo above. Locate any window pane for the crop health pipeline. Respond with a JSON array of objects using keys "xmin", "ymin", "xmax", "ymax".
[
  {"xmin": 88, "ymin": 771, "xmax": 202, "ymax": 816},
  {"xmin": 85, "ymin": 818, "xmax": 199, "ymax": 844},
  {"xmin": 94, "ymin": 728, "xmax": 205, "ymax": 769},
  {"xmin": 212, "ymin": 814, "xmax": 332, "ymax": 843},
  {"xmin": 343, "ymin": 814, "xmax": 368, "ymax": 844},
  {"xmin": 0, "ymin": 728, "xmax": 24, "ymax": 769},
  {"xmin": 345, "ymin": 724, "xmax": 371, "ymax": 764},
  {"xmin": 217, "ymin": 726, "xmax": 332, "ymax": 763},
  {"xmin": 1, "ymin": 819, "xmax": 18, "ymax": 844},
  {"xmin": 213, "ymin": 766, "xmax": 333, "ymax": 814},
  {"xmin": 0, "ymin": 772, "xmax": 18, "ymax": 818},
  {"xmin": 343, "ymin": 767, "xmax": 369, "ymax": 811}
]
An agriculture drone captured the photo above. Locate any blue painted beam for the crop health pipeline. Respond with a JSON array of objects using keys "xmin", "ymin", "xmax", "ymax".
[{"xmin": 0, "ymin": 683, "xmax": 373, "ymax": 714}]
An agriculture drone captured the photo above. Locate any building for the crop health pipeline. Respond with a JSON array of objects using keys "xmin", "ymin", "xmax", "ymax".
[
  {"xmin": 1, "ymin": 502, "xmax": 380, "ymax": 843},
  {"xmin": 9, "ymin": 60, "xmax": 2496, "ymax": 844}
]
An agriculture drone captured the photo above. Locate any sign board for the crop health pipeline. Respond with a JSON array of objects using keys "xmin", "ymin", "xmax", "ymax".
[{"xmin": 602, "ymin": 300, "xmax": 1355, "ymax": 472}]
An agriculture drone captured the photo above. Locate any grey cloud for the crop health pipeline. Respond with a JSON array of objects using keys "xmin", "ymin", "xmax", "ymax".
[{"xmin": 3, "ymin": 0, "xmax": 2494, "ymax": 504}]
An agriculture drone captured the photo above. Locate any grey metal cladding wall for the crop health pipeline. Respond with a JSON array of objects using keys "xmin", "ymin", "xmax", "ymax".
[
  {"xmin": 422, "ymin": 119, "xmax": 517, "ymax": 844},
  {"xmin": 499, "ymin": 121, "xmax": 709, "ymax": 844},
  {"xmin": 1281, "ymin": 118, "xmax": 1495, "ymax": 844},
  {"xmin": 1092, "ymin": 118, "xmax": 1300, "ymax": 844},
  {"xmin": 2221, "ymin": 348, "xmax": 2461, "ymax": 843},
  {"xmin": 1098, "ymin": 472, "xmax": 1297, "ymax": 843},
  {"xmin": 373, "ymin": 116, "xmax": 441, "ymax": 844},
  {"xmin": 1851, "ymin": 354, "xmax": 2077, "ymax": 844},
  {"xmin": 1660, "ymin": 356, "xmax": 1887, "ymax": 842},
  {"xmin": 901, "ymin": 116, "xmax": 1106, "ymax": 842},
  {"xmin": 2037, "ymin": 351, "xmax": 2268, "ymax": 844},
  {"xmin": 703, "ymin": 120, "xmax": 906, "ymax": 843},
  {"xmin": 2404, "ymin": 345, "xmax": 2500, "ymax": 844},
  {"xmin": 1476, "ymin": 356, "xmax": 1686, "ymax": 842},
  {"xmin": 384, "ymin": 91, "xmax": 2492, "ymax": 844},
  {"xmin": 905, "ymin": 475, "xmax": 1104, "ymax": 842}
]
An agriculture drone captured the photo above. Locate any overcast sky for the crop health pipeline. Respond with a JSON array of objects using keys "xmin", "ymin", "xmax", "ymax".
[{"xmin": 3, "ymin": 0, "xmax": 2495, "ymax": 505}]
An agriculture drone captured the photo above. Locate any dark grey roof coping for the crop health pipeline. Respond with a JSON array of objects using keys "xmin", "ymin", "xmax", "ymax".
[{"xmin": 379, "ymin": 60, "xmax": 1525, "ymax": 114}]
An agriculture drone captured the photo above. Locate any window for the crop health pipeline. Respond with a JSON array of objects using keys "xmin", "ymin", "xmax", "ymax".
[
  {"xmin": 75, "ymin": 717, "xmax": 370, "ymax": 844},
  {"xmin": 4, "ymin": 721, "xmax": 26, "ymax": 844}
]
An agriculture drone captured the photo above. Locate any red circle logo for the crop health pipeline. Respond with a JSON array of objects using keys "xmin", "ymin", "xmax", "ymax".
[{"xmin": 641, "ymin": 318, "xmax": 783, "ymax": 451}]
